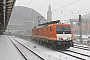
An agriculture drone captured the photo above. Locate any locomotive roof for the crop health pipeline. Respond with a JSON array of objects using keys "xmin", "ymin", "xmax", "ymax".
[
  {"xmin": 34, "ymin": 20, "xmax": 70, "ymax": 28},
  {"xmin": 38, "ymin": 20, "xmax": 60, "ymax": 26}
]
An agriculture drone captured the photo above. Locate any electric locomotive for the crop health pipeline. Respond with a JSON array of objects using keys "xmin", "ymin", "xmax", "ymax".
[{"xmin": 32, "ymin": 20, "xmax": 74, "ymax": 50}]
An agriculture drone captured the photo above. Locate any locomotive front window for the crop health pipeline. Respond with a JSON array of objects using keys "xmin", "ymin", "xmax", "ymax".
[{"xmin": 56, "ymin": 26, "xmax": 71, "ymax": 34}]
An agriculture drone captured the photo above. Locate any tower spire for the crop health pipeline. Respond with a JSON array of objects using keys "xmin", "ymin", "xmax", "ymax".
[
  {"xmin": 48, "ymin": 4, "xmax": 51, "ymax": 11},
  {"xmin": 47, "ymin": 4, "xmax": 52, "ymax": 22}
]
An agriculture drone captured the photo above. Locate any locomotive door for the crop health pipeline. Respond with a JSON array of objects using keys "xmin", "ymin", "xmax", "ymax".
[{"xmin": 49, "ymin": 26, "xmax": 53, "ymax": 38}]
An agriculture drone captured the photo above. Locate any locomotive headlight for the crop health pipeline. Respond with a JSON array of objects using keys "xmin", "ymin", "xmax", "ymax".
[
  {"xmin": 69, "ymin": 38, "xmax": 71, "ymax": 40},
  {"xmin": 67, "ymin": 38, "xmax": 71, "ymax": 40}
]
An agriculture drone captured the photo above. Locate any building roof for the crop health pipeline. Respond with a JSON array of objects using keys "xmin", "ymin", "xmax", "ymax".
[{"xmin": 0, "ymin": 0, "xmax": 15, "ymax": 30}]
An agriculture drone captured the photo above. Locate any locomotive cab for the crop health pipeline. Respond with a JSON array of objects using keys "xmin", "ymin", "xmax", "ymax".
[
  {"xmin": 55, "ymin": 25, "xmax": 73, "ymax": 41},
  {"xmin": 48, "ymin": 24, "xmax": 74, "ymax": 49}
]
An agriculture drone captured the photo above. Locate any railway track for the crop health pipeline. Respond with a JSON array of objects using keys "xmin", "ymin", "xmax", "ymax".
[
  {"xmin": 66, "ymin": 49, "xmax": 90, "ymax": 57},
  {"xmin": 59, "ymin": 51, "xmax": 85, "ymax": 60},
  {"xmin": 8, "ymin": 36, "xmax": 90, "ymax": 60},
  {"xmin": 57, "ymin": 44, "xmax": 90, "ymax": 60},
  {"xmin": 58, "ymin": 49, "xmax": 90, "ymax": 60},
  {"xmin": 74, "ymin": 44, "xmax": 90, "ymax": 51},
  {"xmin": 8, "ymin": 37, "xmax": 44, "ymax": 60}
]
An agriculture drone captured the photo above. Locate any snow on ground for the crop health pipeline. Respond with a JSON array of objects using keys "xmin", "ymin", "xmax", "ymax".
[
  {"xmin": 68, "ymin": 47, "xmax": 90, "ymax": 60},
  {"xmin": 9, "ymin": 37, "xmax": 41, "ymax": 60},
  {"xmin": 12, "ymin": 36, "xmax": 80, "ymax": 60},
  {"xmin": 74, "ymin": 35, "xmax": 90, "ymax": 46},
  {"xmin": 74, "ymin": 44, "xmax": 89, "ymax": 47},
  {"xmin": 0, "ymin": 35, "xmax": 23, "ymax": 60},
  {"xmin": 74, "ymin": 35, "xmax": 89, "ymax": 38}
]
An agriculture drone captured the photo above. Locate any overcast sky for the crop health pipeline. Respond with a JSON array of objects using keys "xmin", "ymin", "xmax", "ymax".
[{"xmin": 15, "ymin": 0, "xmax": 90, "ymax": 20}]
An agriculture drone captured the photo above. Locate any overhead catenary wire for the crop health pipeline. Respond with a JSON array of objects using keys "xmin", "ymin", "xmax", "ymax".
[
  {"xmin": 22, "ymin": 0, "xmax": 34, "ymax": 11},
  {"xmin": 43, "ymin": 8, "xmax": 90, "ymax": 19},
  {"xmin": 17, "ymin": 0, "xmax": 80, "ymax": 19},
  {"xmin": 53, "ymin": 8, "xmax": 90, "ymax": 20},
  {"xmin": 52, "ymin": 0, "xmax": 80, "ymax": 12},
  {"xmin": 37, "ymin": 0, "xmax": 51, "ymax": 8},
  {"xmin": 41, "ymin": 0, "xmax": 80, "ymax": 19},
  {"xmin": 17, "ymin": 0, "xmax": 52, "ymax": 21},
  {"xmin": 16, "ymin": 0, "xmax": 90, "ymax": 21},
  {"xmin": 33, "ymin": 0, "xmax": 51, "ymax": 19}
]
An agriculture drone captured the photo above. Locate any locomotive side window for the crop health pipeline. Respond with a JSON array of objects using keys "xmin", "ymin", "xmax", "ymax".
[
  {"xmin": 56, "ymin": 26, "xmax": 71, "ymax": 34},
  {"xmin": 50, "ymin": 27, "xmax": 52, "ymax": 31}
]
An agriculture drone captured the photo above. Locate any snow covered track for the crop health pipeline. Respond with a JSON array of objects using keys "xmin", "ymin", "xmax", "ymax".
[
  {"xmin": 59, "ymin": 51, "xmax": 85, "ymax": 60},
  {"xmin": 8, "ymin": 36, "xmax": 90, "ymax": 60},
  {"xmin": 66, "ymin": 50, "xmax": 90, "ymax": 57},
  {"xmin": 63, "ymin": 47, "xmax": 90, "ymax": 60},
  {"xmin": 58, "ymin": 48, "xmax": 90, "ymax": 60},
  {"xmin": 74, "ymin": 44, "xmax": 90, "ymax": 51},
  {"xmin": 8, "ymin": 37, "xmax": 44, "ymax": 60}
]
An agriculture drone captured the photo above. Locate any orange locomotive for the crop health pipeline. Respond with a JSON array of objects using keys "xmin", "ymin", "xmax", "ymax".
[{"xmin": 32, "ymin": 20, "xmax": 74, "ymax": 50}]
